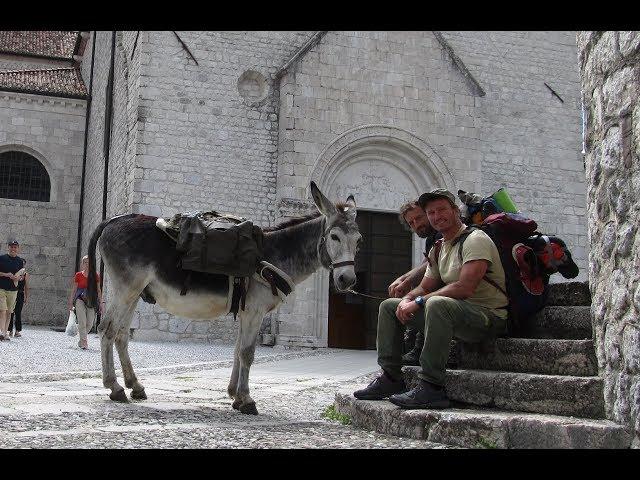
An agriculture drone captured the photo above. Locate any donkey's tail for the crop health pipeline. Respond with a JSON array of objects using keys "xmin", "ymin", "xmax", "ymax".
[{"xmin": 87, "ymin": 214, "xmax": 135, "ymax": 309}]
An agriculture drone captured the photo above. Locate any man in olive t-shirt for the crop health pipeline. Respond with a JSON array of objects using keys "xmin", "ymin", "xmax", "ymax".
[{"xmin": 354, "ymin": 189, "xmax": 508, "ymax": 409}]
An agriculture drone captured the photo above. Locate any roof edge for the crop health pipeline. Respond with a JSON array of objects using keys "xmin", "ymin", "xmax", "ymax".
[
  {"xmin": 0, "ymin": 49, "xmax": 74, "ymax": 64},
  {"xmin": 432, "ymin": 31, "xmax": 486, "ymax": 97},
  {"xmin": 0, "ymin": 86, "xmax": 88, "ymax": 101},
  {"xmin": 275, "ymin": 31, "xmax": 328, "ymax": 80}
]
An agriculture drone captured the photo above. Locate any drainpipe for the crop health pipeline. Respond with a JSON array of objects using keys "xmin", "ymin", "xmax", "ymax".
[
  {"xmin": 75, "ymin": 31, "xmax": 96, "ymax": 271},
  {"xmin": 98, "ymin": 31, "xmax": 117, "ymax": 319},
  {"xmin": 102, "ymin": 31, "xmax": 116, "ymax": 223}
]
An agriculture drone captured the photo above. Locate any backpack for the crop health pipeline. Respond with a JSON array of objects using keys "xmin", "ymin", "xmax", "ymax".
[{"xmin": 432, "ymin": 213, "xmax": 549, "ymax": 336}]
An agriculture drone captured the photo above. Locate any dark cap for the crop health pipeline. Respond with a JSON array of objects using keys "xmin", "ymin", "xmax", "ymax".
[
  {"xmin": 8, "ymin": 239, "xmax": 19, "ymax": 246},
  {"xmin": 417, "ymin": 189, "xmax": 457, "ymax": 208}
]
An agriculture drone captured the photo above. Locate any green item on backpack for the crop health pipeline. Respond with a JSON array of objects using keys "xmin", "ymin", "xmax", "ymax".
[{"xmin": 491, "ymin": 188, "xmax": 519, "ymax": 213}]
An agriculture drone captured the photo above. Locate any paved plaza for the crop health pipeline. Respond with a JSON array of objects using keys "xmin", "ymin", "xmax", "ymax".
[{"xmin": 0, "ymin": 327, "xmax": 448, "ymax": 449}]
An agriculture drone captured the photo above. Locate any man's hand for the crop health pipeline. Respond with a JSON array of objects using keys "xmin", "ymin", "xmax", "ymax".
[
  {"xmin": 396, "ymin": 298, "xmax": 420, "ymax": 325},
  {"xmin": 388, "ymin": 277, "xmax": 413, "ymax": 298}
]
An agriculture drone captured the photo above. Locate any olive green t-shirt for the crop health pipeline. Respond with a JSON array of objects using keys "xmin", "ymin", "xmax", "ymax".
[{"xmin": 424, "ymin": 226, "xmax": 508, "ymax": 319}]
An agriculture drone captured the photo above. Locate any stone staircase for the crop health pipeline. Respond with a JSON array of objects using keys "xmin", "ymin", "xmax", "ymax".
[{"xmin": 335, "ymin": 282, "xmax": 633, "ymax": 448}]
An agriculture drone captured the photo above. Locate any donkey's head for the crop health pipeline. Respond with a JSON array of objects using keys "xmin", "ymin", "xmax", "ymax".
[{"xmin": 310, "ymin": 181, "xmax": 361, "ymax": 292}]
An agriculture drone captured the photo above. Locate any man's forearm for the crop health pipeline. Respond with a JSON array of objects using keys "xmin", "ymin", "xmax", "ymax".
[
  {"xmin": 424, "ymin": 281, "xmax": 474, "ymax": 301},
  {"xmin": 405, "ymin": 263, "xmax": 428, "ymax": 287}
]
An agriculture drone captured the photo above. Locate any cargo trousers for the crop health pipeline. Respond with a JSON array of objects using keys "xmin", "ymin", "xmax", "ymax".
[{"xmin": 376, "ymin": 296, "xmax": 507, "ymax": 386}]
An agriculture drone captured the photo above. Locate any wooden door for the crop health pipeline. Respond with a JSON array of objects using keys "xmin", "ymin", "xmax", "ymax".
[{"xmin": 328, "ymin": 211, "xmax": 412, "ymax": 349}]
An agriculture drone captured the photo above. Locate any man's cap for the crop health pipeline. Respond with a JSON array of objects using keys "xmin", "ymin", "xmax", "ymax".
[
  {"xmin": 417, "ymin": 189, "xmax": 457, "ymax": 208},
  {"xmin": 8, "ymin": 239, "xmax": 19, "ymax": 246}
]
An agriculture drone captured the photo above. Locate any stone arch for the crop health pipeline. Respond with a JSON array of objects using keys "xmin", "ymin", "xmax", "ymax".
[
  {"xmin": 0, "ymin": 144, "xmax": 57, "ymax": 202},
  {"xmin": 309, "ymin": 124, "xmax": 456, "ymax": 209}
]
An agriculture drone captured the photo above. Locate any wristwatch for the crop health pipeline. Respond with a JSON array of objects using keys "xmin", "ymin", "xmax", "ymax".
[{"xmin": 414, "ymin": 296, "xmax": 425, "ymax": 306}]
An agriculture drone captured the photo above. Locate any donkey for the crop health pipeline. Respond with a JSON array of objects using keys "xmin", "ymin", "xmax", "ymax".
[{"xmin": 86, "ymin": 182, "xmax": 361, "ymax": 414}]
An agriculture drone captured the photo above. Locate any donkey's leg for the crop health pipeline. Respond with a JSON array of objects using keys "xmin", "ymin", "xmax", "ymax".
[
  {"xmin": 114, "ymin": 302, "xmax": 147, "ymax": 400},
  {"xmin": 234, "ymin": 311, "xmax": 264, "ymax": 415},
  {"xmin": 98, "ymin": 300, "xmax": 129, "ymax": 402},
  {"xmin": 227, "ymin": 330, "xmax": 242, "ymax": 410}
]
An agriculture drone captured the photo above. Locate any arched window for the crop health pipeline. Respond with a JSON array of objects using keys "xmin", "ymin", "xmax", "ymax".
[{"xmin": 0, "ymin": 151, "xmax": 51, "ymax": 202}]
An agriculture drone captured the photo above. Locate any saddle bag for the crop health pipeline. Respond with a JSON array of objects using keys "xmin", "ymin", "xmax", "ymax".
[{"xmin": 170, "ymin": 211, "xmax": 264, "ymax": 278}]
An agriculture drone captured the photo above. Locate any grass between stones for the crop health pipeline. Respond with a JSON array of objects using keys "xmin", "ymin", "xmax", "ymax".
[
  {"xmin": 476, "ymin": 436, "xmax": 498, "ymax": 449},
  {"xmin": 322, "ymin": 405, "xmax": 352, "ymax": 425}
]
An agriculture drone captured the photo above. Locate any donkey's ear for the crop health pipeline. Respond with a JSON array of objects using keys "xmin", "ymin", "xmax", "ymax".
[
  {"xmin": 343, "ymin": 194, "xmax": 357, "ymax": 219},
  {"xmin": 310, "ymin": 182, "xmax": 337, "ymax": 217}
]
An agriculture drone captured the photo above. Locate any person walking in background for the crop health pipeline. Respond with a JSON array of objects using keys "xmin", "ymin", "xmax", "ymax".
[
  {"xmin": 0, "ymin": 240, "xmax": 25, "ymax": 341},
  {"xmin": 9, "ymin": 258, "xmax": 28, "ymax": 337},
  {"xmin": 68, "ymin": 255, "xmax": 103, "ymax": 349}
]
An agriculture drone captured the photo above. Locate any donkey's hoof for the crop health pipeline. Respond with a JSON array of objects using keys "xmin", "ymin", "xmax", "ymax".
[
  {"xmin": 131, "ymin": 388, "xmax": 147, "ymax": 400},
  {"xmin": 239, "ymin": 402, "xmax": 258, "ymax": 415},
  {"xmin": 109, "ymin": 390, "xmax": 129, "ymax": 402},
  {"xmin": 232, "ymin": 399, "xmax": 242, "ymax": 410}
]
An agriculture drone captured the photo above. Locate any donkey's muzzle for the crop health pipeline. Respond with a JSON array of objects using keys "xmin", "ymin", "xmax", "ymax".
[{"xmin": 334, "ymin": 270, "xmax": 357, "ymax": 292}]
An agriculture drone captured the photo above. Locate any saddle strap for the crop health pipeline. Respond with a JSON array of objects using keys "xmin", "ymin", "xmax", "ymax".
[{"xmin": 230, "ymin": 277, "xmax": 247, "ymax": 320}]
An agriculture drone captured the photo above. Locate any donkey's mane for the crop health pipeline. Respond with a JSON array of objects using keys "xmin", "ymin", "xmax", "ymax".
[
  {"xmin": 262, "ymin": 212, "xmax": 321, "ymax": 233},
  {"xmin": 262, "ymin": 202, "xmax": 354, "ymax": 233}
]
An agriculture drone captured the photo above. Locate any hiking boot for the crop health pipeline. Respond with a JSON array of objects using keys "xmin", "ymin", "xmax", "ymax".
[
  {"xmin": 389, "ymin": 380, "xmax": 451, "ymax": 409},
  {"xmin": 402, "ymin": 347, "xmax": 421, "ymax": 366},
  {"xmin": 353, "ymin": 372, "xmax": 407, "ymax": 400},
  {"xmin": 512, "ymin": 243, "xmax": 544, "ymax": 295},
  {"xmin": 402, "ymin": 331, "xmax": 423, "ymax": 365}
]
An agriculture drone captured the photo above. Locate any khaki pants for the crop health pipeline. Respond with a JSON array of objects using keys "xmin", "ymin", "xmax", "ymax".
[
  {"xmin": 0, "ymin": 289, "xmax": 18, "ymax": 313},
  {"xmin": 376, "ymin": 296, "xmax": 507, "ymax": 386},
  {"xmin": 75, "ymin": 299, "xmax": 96, "ymax": 346}
]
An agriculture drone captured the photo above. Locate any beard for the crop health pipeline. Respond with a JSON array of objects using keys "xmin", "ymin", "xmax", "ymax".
[{"xmin": 414, "ymin": 226, "xmax": 432, "ymax": 238}]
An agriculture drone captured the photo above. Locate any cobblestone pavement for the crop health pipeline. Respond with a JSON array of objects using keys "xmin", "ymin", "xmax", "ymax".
[{"xmin": 0, "ymin": 327, "xmax": 448, "ymax": 449}]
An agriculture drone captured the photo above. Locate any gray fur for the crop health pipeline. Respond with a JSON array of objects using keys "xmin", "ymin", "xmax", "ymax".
[{"xmin": 90, "ymin": 184, "xmax": 360, "ymax": 414}]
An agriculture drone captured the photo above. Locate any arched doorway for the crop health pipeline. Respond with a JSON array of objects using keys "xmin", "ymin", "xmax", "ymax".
[{"xmin": 328, "ymin": 209, "xmax": 413, "ymax": 349}]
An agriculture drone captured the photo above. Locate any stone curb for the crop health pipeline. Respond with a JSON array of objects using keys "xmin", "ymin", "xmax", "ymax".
[
  {"xmin": 455, "ymin": 338, "xmax": 597, "ymax": 376},
  {"xmin": 0, "ymin": 349, "xmax": 334, "ymax": 384},
  {"xmin": 403, "ymin": 367, "xmax": 605, "ymax": 419},
  {"xmin": 334, "ymin": 394, "xmax": 632, "ymax": 449}
]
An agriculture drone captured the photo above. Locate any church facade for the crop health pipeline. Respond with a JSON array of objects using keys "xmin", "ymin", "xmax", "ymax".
[{"xmin": 0, "ymin": 31, "xmax": 587, "ymax": 347}]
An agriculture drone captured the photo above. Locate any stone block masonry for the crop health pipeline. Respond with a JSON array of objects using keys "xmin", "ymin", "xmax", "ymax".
[
  {"xmin": 578, "ymin": 31, "xmax": 640, "ymax": 447},
  {"xmin": 0, "ymin": 92, "xmax": 86, "ymax": 326}
]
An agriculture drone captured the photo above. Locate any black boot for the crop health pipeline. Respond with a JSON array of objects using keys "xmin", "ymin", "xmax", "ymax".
[
  {"xmin": 389, "ymin": 379, "xmax": 450, "ymax": 409},
  {"xmin": 353, "ymin": 371, "xmax": 407, "ymax": 400},
  {"xmin": 402, "ymin": 331, "xmax": 424, "ymax": 366},
  {"xmin": 403, "ymin": 327, "xmax": 417, "ymax": 353}
]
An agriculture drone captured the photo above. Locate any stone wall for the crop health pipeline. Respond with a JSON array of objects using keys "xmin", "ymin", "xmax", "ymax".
[
  {"xmin": 578, "ymin": 31, "xmax": 640, "ymax": 446},
  {"xmin": 0, "ymin": 92, "xmax": 86, "ymax": 326},
  {"xmin": 79, "ymin": 31, "xmax": 112, "ymax": 257}
]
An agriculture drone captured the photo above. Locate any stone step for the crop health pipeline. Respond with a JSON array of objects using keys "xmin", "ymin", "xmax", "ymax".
[
  {"xmin": 524, "ymin": 306, "xmax": 592, "ymax": 339},
  {"xmin": 455, "ymin": 338, "xmax": 598, "ymax": 376},
  {"xmin": 334, "ymin": 394, "xmax": 631, "ymax": 449},
  {"xmin": 403, "ymin": 367, "xmax": 605, "ymax": 419},
  {"xmin": 547, "ymin": 281, "xmax": 591, "ymax": 306}
]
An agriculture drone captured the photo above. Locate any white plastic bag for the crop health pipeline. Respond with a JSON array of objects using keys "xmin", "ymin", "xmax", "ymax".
[{"xmin": 65, "ymin": 309, "xmax": 78, "ymax": 336}]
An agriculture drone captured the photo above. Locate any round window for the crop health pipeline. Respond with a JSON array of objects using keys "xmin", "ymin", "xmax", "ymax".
[{"xmin": 237, "ymin": 70, "xmax": 269, "ymax": 105}]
